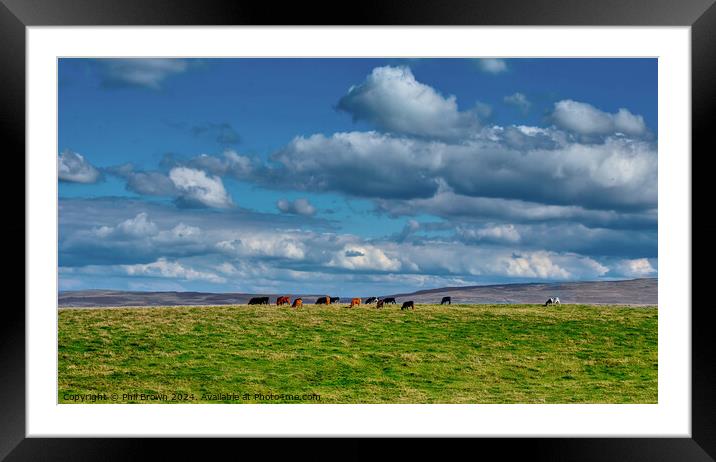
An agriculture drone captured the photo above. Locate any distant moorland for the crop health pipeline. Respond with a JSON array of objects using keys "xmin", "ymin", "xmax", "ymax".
[{"xmin": 58, "ymin": 278, "xmax": 657, "ymax": 308}]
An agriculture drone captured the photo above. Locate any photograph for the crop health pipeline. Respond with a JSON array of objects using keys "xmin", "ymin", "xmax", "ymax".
[{"xmin": 57, "ymin": 57, "xmax": 658, "ymax": 405}]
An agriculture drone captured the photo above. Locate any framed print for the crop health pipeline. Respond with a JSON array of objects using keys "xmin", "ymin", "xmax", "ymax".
[{"xmin": 6, "ymin": 0, "xmax": 711, "ymax": 459}]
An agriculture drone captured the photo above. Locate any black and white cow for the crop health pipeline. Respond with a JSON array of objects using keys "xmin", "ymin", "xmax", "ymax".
[{"xmin": 544, "ymin": 297, "xmax": 561, "ymax": 306}]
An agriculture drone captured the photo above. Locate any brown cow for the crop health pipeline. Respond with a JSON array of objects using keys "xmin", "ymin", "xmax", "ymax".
[
  {"xmin": 350, "ymin": 298, "xmax": 361, "ymax": 308},
  {"xmin": 376, "ymin": 300, "xmax": 384, "ymax": 309},
  {"xmin": 277, "ymin": 296, "xmax": 291, "ymax": 306},
  {"xmin": 291, "ymin": 298, "xmax": 302, "ymax": 308}
]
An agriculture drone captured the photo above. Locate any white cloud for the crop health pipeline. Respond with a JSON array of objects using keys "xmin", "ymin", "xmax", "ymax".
[
  {"xmin": 187, "ymin": 150, "xmax": 255, "ymax": 179},
  {"xmin": 92, "ymin": 213, "xmax": 204, "ymax": 246},
  {"xmin": 95, "ymin": 212, "xmax": 158, "ymax": 239},
  {"xmin": 274, "ymin": 129, "xmax": 657, "ymax": 211},
  {"xmin": 108, "ymin": 161, "xmax": 241, "ymax": 208},
  {"xmin": 116, "ymin": 212, "xmax": 158, "ymax": 237},
  {"xmin": 478, "ymin": 59, "xmax": 508, "ymax": 74},
  {"xmin": 503, "ymin": 252, "xmax": 571, "ymax": 279},
  {"xmin": 122, "ymin": 258, "xmax": 226, "ymax": 283},
  {"xmin": 276, "ymin": 198, "xmax": 317, "ymax": 216},
  {"xmin": 457, "ymin": 224, "xmax": 521, "ymax": 243},
  {"xmin": 216, "ymin": 235, "xmax": 307, "ymax": 260},
  {"xmin": 100, "ymin": 59, "xmax": 188, "ymax": 89},
  {"xmin": 504, "ymin": 92, "xmax": 531, "ymax": 114},
  {"xmin": 169, "ymin": 167, "xmax": 233, "ymax": 208},
  {"xmin": 615, "ymin": 258, "xmax": 656, "ymax": 277},
  {"xmin": 552, "ymin": 100, "xmax": 647, "ymax": 136},
  {"xmin": 337, "ymin": 66, "xmax": 482, "ymax": 139},
  {"xmin": 105, "ymin": 164, "xmax": 179, "ymax": 196},
  {"xmin": 58, "ymin": 150, "xmax": 101, "ymax": 183},
  {"xmin": 328, "ymin": 245, "xmax": 402, "ymax": 272}
]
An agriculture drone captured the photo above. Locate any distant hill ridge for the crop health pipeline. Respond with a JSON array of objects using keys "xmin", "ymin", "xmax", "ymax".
[{"xmin": 59, "ymin": 278, "xmax": 657, "ymax": 307}]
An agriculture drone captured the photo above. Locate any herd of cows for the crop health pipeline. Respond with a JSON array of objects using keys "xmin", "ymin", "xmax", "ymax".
[
  {"xmin": 247, "ymin": 295, "xmax": 562, "ymax": 309},
  {"xmin": 246, "ymin": 295, "xmax": 455, "ymax": 310}
]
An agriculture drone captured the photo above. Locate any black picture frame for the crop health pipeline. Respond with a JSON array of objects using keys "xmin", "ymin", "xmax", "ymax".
[{"xmin": 4, "ymin": 0, "xmax": 710, "ymax": 459}]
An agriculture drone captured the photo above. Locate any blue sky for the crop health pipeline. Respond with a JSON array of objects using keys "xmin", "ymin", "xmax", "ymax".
[{"xmin": 58, "ymin": 58, "xmax": 658, "ymax": 296}]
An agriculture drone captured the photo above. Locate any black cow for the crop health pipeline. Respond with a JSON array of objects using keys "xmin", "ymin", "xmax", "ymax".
[
  {"xmin": 440, "ymin": 296, "xmax": 451, "ymax": 305},
  {"xmin": 401, "ymin": 301, "xmax": 415, "ymax": 310},
  {"xmin": 330, "ymin": 297, "xmax": 340, "ymax": 303},
  {"xmin": 383, "ymin": 297, "xmax": 396, "ymax": 304},
  {"xmin": 365, "ymin": 297, "xmax": 378, "ymax": 304},
  {"xmin": 248, "ymin": 296, "xmax": 269, "ymax": 305},
  {"xmin": 315, "ymin": 296, "xmax": 331, "ymax": 304}
]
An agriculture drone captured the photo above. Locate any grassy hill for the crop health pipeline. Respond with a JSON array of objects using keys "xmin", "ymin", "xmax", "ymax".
[{"xmin": 58, "ymin": 303, "xmax": 657, "ymax": 404}]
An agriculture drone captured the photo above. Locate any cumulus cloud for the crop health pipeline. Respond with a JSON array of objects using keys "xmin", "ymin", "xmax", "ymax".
[
  {"xmin": 503, "ymin": 251, "xmax": 609, "ymax": 279},
  {"xmin": 337, "ymin": 66, "xmax": 482, "ymax": 139},
  {"xmin": 216, "ymin": 235, "xmax": 307, "ymax": 260},
  {"xmin": 157, "ymin": 150, "xmax": 256, "ymax": 181},
  {"xmin": 477, "ymin": 59, "xmax": 508, "ymax": 74},
  {"xmin": 328, "ymin": 245, "xmax": 402, "ymax": 272},
  {"xmin": 99, "ymin": 59, "xmax": 189, "ymax": 89},
  {"xmin": 614, "ymin": 258, "xmax": 656, "ymax": 277},
  {"xmin": 271, "ymin": 130, "xmax": 657, "ymax": 211},
  {"xmin": 95, "ymin": 212, "xmax": 158, "ymax": 239},
  {"xmin": 168, "ymin": 167, "xmax": 234, "ymax": 208},
  {"xmin": 106, "ymin": 164, "xmax": 179, "ymax": 196},
  {"xmin": 272, "ymin": 131, "xmax": 442, "ymax": 199},
  {"xmin": 276, "ymin": 198, "xmax": 317, "ymax": 216},
  {"xmin": 106, "ymin": 164, "xmax": 234, "ymax": 209},
  {"xmin": 552, "ymin": 100, "xmax": 647, "ymax": 136},
  {"xmin": 58, "ymin": 150, "xmax": 101, "ymax": 183},
  {"xmin": 504, "ymin": 92, "xmax": 531, "ymax": 114}
]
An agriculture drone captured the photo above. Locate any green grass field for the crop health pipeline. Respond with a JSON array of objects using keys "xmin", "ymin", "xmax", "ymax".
[{"xmin": 58, "ymin": 304, "xmax": 657, "ymax": 404}]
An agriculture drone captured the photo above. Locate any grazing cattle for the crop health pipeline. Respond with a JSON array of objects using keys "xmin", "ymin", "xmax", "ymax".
[
  {"xmin": 365, "ymin": 297, "xmax": 377, "ymax": 304},
  {"xmin": 276, "ymin": 296, "xmax": 291, "ymax": 306},
  {"xmin": 330, "ymin": 297, "xmax": 340, "ymax": 303},
  {"xmin": 292, "ymin": 298, "xmax": 303, "ymax": 308},
  {"xmin": 315, "ymin": 296, "xmax": 332, "ymax": 305},
  {"xmin": 440, "ymin": 296, "xmax": 452, "ymax": 305},
  {"xmin": 401, "ymin": 301, "xmax": 415, "ymax": 310},
  {"xmin": 376, "ymin": 300, "xmax": 384, "ymax": 309},
  {"xmin": 248, "ymin": 296, "xmax": 269, "ymax": 305},
  {"xmin": 383, "ymin": 297, "xmax": 396, "ymax": 304},
  {"xmin": 544, "ymin": 297, "xmax": 561, "ymax": 306},
  {"xmin": 350, "ymin": 298, "xmax": 361, "ymax": 308}
]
